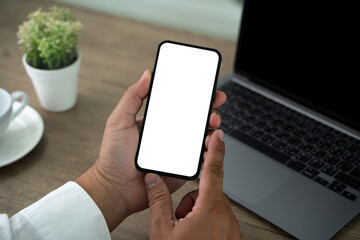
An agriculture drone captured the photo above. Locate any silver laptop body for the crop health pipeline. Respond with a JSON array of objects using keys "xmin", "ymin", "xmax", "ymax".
[{"xmin": 219, "ymin": 1, "xmax": 360, "ymax": 239}]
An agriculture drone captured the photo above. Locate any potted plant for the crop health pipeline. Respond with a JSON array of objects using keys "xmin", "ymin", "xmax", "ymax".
[{"xmin": 18, "ymin": 6, "xmax": 82, "ymax": 112}]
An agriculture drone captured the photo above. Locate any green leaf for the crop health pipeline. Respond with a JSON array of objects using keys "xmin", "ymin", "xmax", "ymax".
[{"xmin": 17, "ymin": 6, "xmax": 82, "ymax": 69}]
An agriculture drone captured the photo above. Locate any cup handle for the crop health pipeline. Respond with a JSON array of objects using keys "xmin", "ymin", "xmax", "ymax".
[{"xmin": 10, "ymin": 91, "xmax": 29, "ymax": 120}]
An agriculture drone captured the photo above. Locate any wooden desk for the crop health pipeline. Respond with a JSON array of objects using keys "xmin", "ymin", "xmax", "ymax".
[{"xmin": 0, "ymin": 0, "xmax": 359, "ymax": 239}]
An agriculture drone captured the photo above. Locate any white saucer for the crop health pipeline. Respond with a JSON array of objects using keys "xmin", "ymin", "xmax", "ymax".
[{"xmin": 0, "ymin": 102, "xmax": 44, "ymax": 167}]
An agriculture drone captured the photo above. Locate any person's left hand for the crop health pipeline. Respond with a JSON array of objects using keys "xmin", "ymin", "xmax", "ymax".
[{"xmin": 76, "ymin": 70, "xmax": 226, "ymax": 230}]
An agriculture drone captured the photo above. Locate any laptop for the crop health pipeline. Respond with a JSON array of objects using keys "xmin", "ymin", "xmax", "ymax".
[{"xmin": 218, "ymin": 0, "xmax": 360, "ymax": 239}]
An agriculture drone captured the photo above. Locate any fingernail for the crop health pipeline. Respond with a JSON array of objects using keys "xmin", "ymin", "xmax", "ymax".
[
  {"xmin": 145, "ymin": 173, "xmax": 158, "ymax": 190},
  {"xmin": 217, "ymin": 130, "xmax": 224, "ymax": 142},
  {"xmin": 140, "ymin": 70, "xmax": 148, "ymax": 81}
]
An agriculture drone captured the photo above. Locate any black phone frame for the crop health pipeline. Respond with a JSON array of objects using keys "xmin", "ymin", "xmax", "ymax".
[{"xmin": 134, "ymin": 40, "xmax": 222, "ymax": 180}]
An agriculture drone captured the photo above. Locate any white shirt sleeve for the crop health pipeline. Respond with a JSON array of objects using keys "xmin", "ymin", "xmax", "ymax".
[{"xmin": 0, "ymin": 181, "xmax": 110, "ymax": 240}]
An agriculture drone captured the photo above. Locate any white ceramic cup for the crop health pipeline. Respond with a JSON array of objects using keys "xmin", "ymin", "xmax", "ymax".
[{"xmin": 0, "ymin": 88, "xmax": 28, "ymax": 138}]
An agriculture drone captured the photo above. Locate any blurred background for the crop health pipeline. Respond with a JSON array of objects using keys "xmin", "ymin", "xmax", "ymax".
[{"xmin": 49, "ymin": 0, "xmax": 243, "ymax": 41}]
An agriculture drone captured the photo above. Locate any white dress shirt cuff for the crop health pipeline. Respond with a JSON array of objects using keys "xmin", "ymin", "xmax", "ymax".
[{"xmin": 11, "ymin": 181, "xmax": 110, "ymax": 240}]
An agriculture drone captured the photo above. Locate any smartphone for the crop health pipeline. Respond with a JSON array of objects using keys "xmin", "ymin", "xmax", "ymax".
[{"xmin": 135, "ymin": 40, "xmax": 221, "ymax": 180}]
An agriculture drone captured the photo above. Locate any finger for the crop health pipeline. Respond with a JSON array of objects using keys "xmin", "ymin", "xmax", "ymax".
[
  {"xmin": 199, "ymin": 130, "xmax": 225, "ymax": 199},
  {"xmin": 205, "ymin": 130, "xmax": 214, "ymax": 149},
  {"xmin": 136, "ymin": 116, "xmax": 144, "ymax": 128},
  {"xmin": 136, "ymin": 116, "xmax": 144, "ymax": 122},
  {"xmin": 175, "ymin": 189, "xmax": 199, "ymax": 220},
  {"xmin": 209, "ymin": 109, "xmax": 221, "ymax": 129},
  {"xmin": 145, "ymin": 173, "xmax": 174, "ymax": 231},
  {"xmin": 212, "ymin": 91, "xmax": 227, "ymax": 109},
  {"xmin": 109, "ymin": 70, "xmax": 152, "ymax": 126}
]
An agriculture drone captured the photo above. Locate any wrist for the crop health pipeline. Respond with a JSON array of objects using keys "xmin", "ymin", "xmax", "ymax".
[{"xmin": 75, "ymin": 163, "xmax": 129, "ymax": 231}]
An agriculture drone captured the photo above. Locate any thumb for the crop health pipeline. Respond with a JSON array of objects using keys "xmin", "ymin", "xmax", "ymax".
[
  {"xmin": 199, "ymin": 130, "xmax": 225, "ymax": 199},
  {"xmin": 145, "ymin": 173, "xmax": 174, "ymax": 232},
  {"xmin": 108, "ymin": 70, "xmax": 151, "ymax": 126}
]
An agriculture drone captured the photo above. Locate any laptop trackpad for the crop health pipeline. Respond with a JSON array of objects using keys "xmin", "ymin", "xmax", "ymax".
[{"xmin": 223, "ymin": 136, "xmax": 293, "ymax": 206}]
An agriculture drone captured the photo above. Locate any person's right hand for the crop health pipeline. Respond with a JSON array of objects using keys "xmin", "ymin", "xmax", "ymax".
[{"xmin": 145, "ymin": 129, "xmax": 241, "ymax": 240}]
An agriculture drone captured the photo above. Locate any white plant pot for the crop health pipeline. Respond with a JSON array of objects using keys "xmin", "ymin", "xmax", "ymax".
[{"xmin": 22, "ymin": 52, "xmax": 81, "ymax": 112}]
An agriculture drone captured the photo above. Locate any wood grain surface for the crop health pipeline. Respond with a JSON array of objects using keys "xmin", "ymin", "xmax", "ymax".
[{"xmin": 0, "ymin": 0, "xmax": 359, "ymax": 239}]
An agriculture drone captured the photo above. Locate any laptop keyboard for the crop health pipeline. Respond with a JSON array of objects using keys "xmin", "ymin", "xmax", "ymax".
[{"xmin": 218, "ymin": 81, "xmax": 360, "ymax": 201}]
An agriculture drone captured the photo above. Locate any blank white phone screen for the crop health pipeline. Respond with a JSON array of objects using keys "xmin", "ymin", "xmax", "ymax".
[{"xmin": 137, "ymin": 42, "xmax": 220, "ymax": 178}]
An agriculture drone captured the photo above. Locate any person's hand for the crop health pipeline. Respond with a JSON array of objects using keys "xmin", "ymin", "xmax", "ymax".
[
  {"xmin": 145, "ymin": 129, "xmax": 241, "ymax": 240},
  {"xmin": 76, "ymin": 70, "xmax": 227, "ymax": 231}
]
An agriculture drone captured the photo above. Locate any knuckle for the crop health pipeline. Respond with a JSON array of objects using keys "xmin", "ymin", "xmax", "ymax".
[
  {"xmin": 212, "ymin": 109, "xmax": 220, "ymax": 116},
  {"xmin": 105, "ymin": 116, "xmax": 117, "ymax": 129},
  {"xmin": 130, "ymin": 94, "xmax": 142, "ymax": 110},
  {"xmin": 148, "ymin": 188, "xmax": 169, "ymax": 207},
  {"xmin": 123, "ymin": 87, "xmax": 131, "ymax": 98},
  {"xmin": 216, "ymin": 140, "xmax": 226, "ymax": 154},
  {"xmin": 207, "ymin": 162, "xmax": 224, "ymax": 178}
]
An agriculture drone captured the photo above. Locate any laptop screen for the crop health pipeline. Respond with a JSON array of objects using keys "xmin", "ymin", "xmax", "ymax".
[{"xmin": 235, "ymin": 0, "xmax": 360, "ymax": 132}]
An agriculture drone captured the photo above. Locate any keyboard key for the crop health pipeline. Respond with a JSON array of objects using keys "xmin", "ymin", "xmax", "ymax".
[
  {"xmin": 337, "ymin": 161, "xmax": 353, "ymax": 172},
  {"xmin": 292, "ymin": 128, "xmax": 307, "ymax": 138},
  {"xmin": 260, "ymin": 134, "xmax": 275, "ymax": 144},
  {"xmin": 315, "ymin": 177, "xmax": 329, "ymax": 186},
  {"xmin": 287, "ymin": 137, "xmax": 301, "ymax": 146},
  {"xmin": 272, "ymin": 141, "xmax": 288, "ymax": 150},
  {"xmin": 287, "ymin": 160, "xmax": 306, "ymax": 172},
  {"xmin": 281, "ymin": 123, "xmax": 295, "ymax": 132},
  {"xmin": 272, "ymin": 119, "xmax": 283, "ymax": 126},
  {"xmin": 302, "ymin": 168, "xmax": 319, "ymax": 178},
  {"xmin": 342, "ymin": 191, "xmax": 357, "ymax": 201},
  {"xmin": 329, "ymin": 181, "xmax": 346, "ymax": 193},
  {"xmin": 256, "ymin": 121, "xmax": 268, "ymax": 129},
  {"xmin": 220, "ymin": 122, "xmax": 230, "ymax": 133},
  {"xmin": 305, "ymin": 135, "xmax": 320, "ymax": 144},
  {"xmin": 350, "ymin": 168, "xmax": 360, "ymax": 180},
  {"xmin": 239, "ymin": 102, "xmax": 252, "ymax": 110},
  {"xmin": 316, "ymin": 140, "xmax": 332, "ymax": 150},
  {"xmin": 310, "ymin": 126, "xmax": 322, "ymax": 134},
  {"xmin": 342, "ymin": 153, "xmax": 359, "ymax": 163},
  {"xmin": 329, "ymin": 147, "xmax": 345, "ymax": 157},
  {"xmin": 309, "ymin": 159, "xmax": 324, "ymax": 169},
  {"xmin": 276, "ymin": 132, "xmax": 290, "ymax": 140},
  {"xmin": 298, "ymin": 142, "xmax": 314, "ymax": 152},
  {"xmin": 323, "ymin": 155, "xmax": 340, "ymax": 165},
  {"xmin": 343, "ymin": 142, "xmax": 360, "ymax": 153},
  {"xmin": 321, "ymin": 165, "xmax": 337, "ymax": 176},
  {"xmin": 311, "ymin": 148, "xmax": 326, "ymax": 158},
  {"xmin": 230, "ymin": 130, "xmax": 290, "ymax": 164},
  {"xmin": 263, "ymin": 114, "xmax": 273, "ymax": 121},
  {"xmin": 319, "ymin": 130, "xmax": 335, "ymax": 140},
  {"xmin": 303, "ymin": 122, "xmax": 315, "ymax": 132},
  {"xmin": 284, "ymin": 114, "xmax": 297, "ymax": 122},
  {"xmin": 296, "ymin": 152, "xmax": 312, "ymax": 163},
  {"xmin": 250, "ymin": 108, "xmax": 265, "ymax": 117},
  {"xmin": 284, "ymin": 147, "xmax": 299, "ymax": 156},
  {"xmin": 249, "ymin": 129, "xmax": 264, "ymax": 138},
  {"xmin": 294, "ymin": 118, "xmax": 307, "ymax": 127},
  {"xmin": 245, "ymin": 116, "xmax": 257, "ymax": 124},
  {"xmin": 335, "ymin": 172, "xmax": 360, "ymax": 191},
  {"xmin": 331, "ymin": 136, "xmax": 347, "ymax": 146},
  {"xmin": 237, "ymin": 110, "xmax": 248, "ymax": 119},
  {"xmin": 240, "ymin": 124, "xmax": 253, "ymax": 132},
  {"xmin": 264, "ymin": 126, "xmax": 278, "ymax": 134}
]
